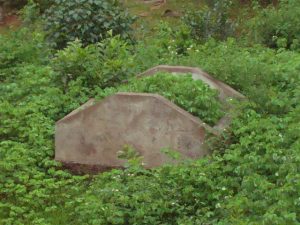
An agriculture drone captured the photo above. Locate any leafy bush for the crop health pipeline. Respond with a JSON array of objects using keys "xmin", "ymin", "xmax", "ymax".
[
  {"xmin": 183, "ymin": 1, "xmax": 236, "ymax": 42},
  {"xmin": 246, "ymin": 0, "xmax": 300, "ymax": 50},
  {"xmin": 0, "ymin": 28, "xmax": 49, "ymax": 82},
  {"xmin": 43, "ymin": 0, "xmax": 135, "ymax": 48},
  {"xmin": 52, "ymin": 36, "xmax": 135, "ymax": 92},
  {"xmin": 131, "ymin": 22, "xmax": 199, "ymax": 73},
  {"xmin": 97, "ymin": 72, "xmax": 224, "ymax": 125},
  {"xmin": 20, "ymin": 0, "xmax": 42, "ymax": 25},
  {"xmin": 154, "ymin": 23, "xmax": 194, "ymax": 56}
]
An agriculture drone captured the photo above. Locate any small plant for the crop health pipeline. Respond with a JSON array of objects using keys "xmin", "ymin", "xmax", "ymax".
[
  {"xmin": 52, "ymin": 35, "xmax": 135, "ymax": 91},
  {"xmin": 43, "ymin": 0, "xmax": 135, "ymax": 48},
  {"xmin": 118, "ymin": 145, "xmax": 143, "ymax": 169}
]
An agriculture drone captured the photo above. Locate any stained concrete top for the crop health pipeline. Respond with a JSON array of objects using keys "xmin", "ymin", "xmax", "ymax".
[{"xmin": 55, "ymin": 93, "xmax": 217, "ymax": 169}]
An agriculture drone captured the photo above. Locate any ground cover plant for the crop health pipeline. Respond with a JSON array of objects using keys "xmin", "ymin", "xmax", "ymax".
[{"xmin": 1, "ymin": 0, "xmax": 300, "ymax": 224}]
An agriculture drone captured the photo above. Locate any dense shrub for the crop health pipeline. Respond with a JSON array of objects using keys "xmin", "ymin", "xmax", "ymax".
[
  {"xmin": 97, "ymin": 72, "xmax": 224, "ymax": 125},
  {"xmin": 0, "ymin": 28, "xmax": 50, "ymax": 83},
  {"xmin": 246, "ymin": 0, "xmax": 300, "ymax": 50},
  {"xmin": 20, "ymin": 0, "xmax": 42, "ymax": 25},
  {"xmin": 52, "ymin": 36, "xmax": 135, "ymax": 92},
  {"xmin": 183, "ymin": 1, "xmax": 236, "ymax": 42},
  {"xmin": 43, "ymin": 0, "xmax": 135, "ymax": 48}
]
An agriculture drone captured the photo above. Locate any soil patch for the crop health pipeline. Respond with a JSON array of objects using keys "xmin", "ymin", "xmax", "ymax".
[{"xmin": 0, "ymin": 13, "xmax": 21, "ymax": 32}]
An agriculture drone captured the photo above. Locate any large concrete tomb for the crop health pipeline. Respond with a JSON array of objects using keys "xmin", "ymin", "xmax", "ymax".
[
  {"xmin": 55, "ymin": 65, "xmax": 245, "ymax": 171},
  {"xmin": 55, "ymin": 93, "xmax": 217, "ymax": 169}
]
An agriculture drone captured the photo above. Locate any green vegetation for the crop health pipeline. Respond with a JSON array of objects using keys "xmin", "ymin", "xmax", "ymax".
[
  {"xmin": 249, "ymin": 0, "xmax": 300, "ymax": 50},
  {"xmin": 52, "ymin": 37, "xmax": 134, "ymax": 90},
  {"xmin": 43, "ymin": 0, "xmax": 134, "ymax": 48},
  {"xmin": 1, "ymin": 0, "xmax": 300, "ymax": 224},
  {"xmin": 97, "ymin": 72, "xmax": 224, "ymax": 125},
  {"xmin": 183, "ymin": 0, "xmax": 236, "ymax": 42}
]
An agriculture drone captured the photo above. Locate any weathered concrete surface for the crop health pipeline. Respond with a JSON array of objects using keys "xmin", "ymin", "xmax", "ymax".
[{"xmin": 55, "ymin": 93, "xmax": 217, "ymax": 169}]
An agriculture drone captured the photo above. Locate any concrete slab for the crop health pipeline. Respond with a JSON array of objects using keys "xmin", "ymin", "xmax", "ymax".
[{"xmin": 55, "ymin": 93, "xmax": 217, "ymax": 170}]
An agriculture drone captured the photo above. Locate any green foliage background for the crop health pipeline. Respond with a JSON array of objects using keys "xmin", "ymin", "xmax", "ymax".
[{"xmin": 1, "ymin": 0, "xmax": 300, "ymax": 224}]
